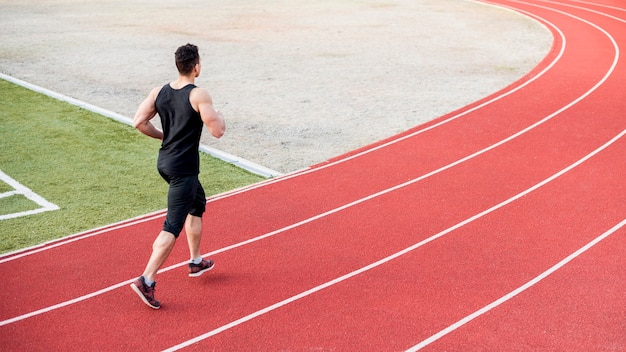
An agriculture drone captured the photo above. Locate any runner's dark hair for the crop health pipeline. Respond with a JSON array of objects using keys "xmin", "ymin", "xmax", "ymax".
[{"xmin": 175, "ymin": 43, "xmax": 199, "ymax": 75}]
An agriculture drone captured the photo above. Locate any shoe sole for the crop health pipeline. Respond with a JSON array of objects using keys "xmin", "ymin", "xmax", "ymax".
[
  {"xmin": 130, "ymin": 283, "xmax": 160, "ymax": 309},
  {"xmin": 188, "ymin": 262, "xmax": 215, "ymax": 277}
]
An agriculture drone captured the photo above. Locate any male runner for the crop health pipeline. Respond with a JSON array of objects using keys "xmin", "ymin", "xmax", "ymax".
[{"xmin": 130, "ymin": 43, "xmax": 225, "ymax": 309}]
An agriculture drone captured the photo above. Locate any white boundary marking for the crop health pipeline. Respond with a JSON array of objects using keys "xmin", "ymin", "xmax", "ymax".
[
  {"xmin": 0, "ymin": 175, "xmax": 277, "ymax": 260},
  {"xmin": 0, "ymin": 170, "xmax": 59, "ymax": 220},
  {"xmin": 0, "ymin": 73, "xmax": 281, "ymax": 179},
  {"xmin": 406, "ymin": 218, "xmax": 626, "ymax": 351},
  {"xmin": 0, "ymin": 190, "xmax": 19, "ymax": 198}
]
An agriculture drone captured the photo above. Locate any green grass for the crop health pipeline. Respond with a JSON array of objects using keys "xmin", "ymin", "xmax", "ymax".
[
  {"xmin": 0, "ymin": 194, "xmax": 40, "ymax": 216},
  {"xmin": 0, "ymin": 182, "xmax": 12, "ymax": 193},
  {"xmin": 0, "ymin": 79, "xmax": 265, "ymax": 253}
]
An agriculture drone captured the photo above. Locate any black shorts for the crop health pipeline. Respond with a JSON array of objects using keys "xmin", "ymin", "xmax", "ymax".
[{"xmin": 159, "ymin": 170, "xmax": 206, "ymax": 237}]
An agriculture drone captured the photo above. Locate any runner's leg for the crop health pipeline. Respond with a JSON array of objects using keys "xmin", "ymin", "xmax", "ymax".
[
  {"xmin": 186, "ymin": 180, "xmax": 206, "ymax": 260},
  {"xmin": 142, "ymin": 230, "xmax": 176, "ymax": 282}
]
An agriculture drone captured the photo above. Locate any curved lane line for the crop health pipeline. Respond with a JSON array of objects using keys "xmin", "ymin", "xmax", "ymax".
[
  {"xmin": 540, "ymin": 0, "xmax": 626, "ymax": 22},
  {"xmin": 567, "ymin": 0, "xmax": 626, "ymax": 12}
]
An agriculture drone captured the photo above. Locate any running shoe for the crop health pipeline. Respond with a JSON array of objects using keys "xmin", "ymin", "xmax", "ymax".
[
  {"xmin": 188, "ymin": 259, "xmax": 215, "ymax": 277},
  {"xmin": 130, "ymin": 276, "xmax": 160, "ymax": 309}
]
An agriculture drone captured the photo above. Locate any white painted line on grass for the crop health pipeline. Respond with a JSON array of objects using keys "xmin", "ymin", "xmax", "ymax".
[
  {"xmin": 0, "ymin": 190, "xmax": 19, "ymax": 199},
  {"xmin": 0, "ymin": 73, "xmax": 281, "ymax": 178},
  {"xmin": 0, "ymin": 170, "xmax": 59, "ymax": 220}
]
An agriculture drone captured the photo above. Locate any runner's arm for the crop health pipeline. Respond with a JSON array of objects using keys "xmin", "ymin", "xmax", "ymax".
[
  {"xmin": 192, "ymin": 88, "xmax": 225, "ymax": 138},
  {"xmin": 133, "ymin": 87, "xmax": 164, "ymax": 140}
]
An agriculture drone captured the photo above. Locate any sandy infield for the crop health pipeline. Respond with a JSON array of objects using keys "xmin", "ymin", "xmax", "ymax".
[{"xmin": 0, "ymin": 0, "xmax": 552, "ymax": 174}]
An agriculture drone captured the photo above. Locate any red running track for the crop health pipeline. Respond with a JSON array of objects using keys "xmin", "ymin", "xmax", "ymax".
[{"xmin": 0, "ymin": 0, "xmax": 624, "ymax": 350}]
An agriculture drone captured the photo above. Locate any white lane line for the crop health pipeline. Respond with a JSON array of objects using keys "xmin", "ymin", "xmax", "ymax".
[
  {"xmin": 567, "ymin": 0, "xmax": 626, "ymax": 12},
  {"xmin": 3, "ymin": 124, "xmax": 621, "ymax": 331},
  {"xmin": 0, "ymin": 12, "xmax": 566, "ymax": 260},
  {"xmin": 539, "ymin": 0, "xmax": 626, "ymax": 23},
  {"xmin": 0, "ymin": 280, "xmax": 134, "ymax": 327},
  {"xmin": 406, "ymin": 218, "xmax": 626, "ymax": 351},
  {"xmin": 0, "ymin": 212, "xmax": 165, "ymax": 264},
  {"xmin": 163, "ymin": 128, "xmax": 626, "ymax": 352}
]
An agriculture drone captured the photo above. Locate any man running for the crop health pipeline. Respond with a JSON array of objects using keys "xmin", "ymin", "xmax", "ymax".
[{"xmin": 130, "ymin": 43, "xmax": 225, "ymax": 309}]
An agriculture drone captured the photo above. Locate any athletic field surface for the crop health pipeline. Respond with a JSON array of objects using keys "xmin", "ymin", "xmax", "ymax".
[{"xmin": 1, "ymin": 0, "xmax": 624, "ymax": 350}]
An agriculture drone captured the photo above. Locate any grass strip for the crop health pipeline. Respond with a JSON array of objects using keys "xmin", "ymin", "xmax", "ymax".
[{"xmin": 0, "ymin": 79, "xmax": 265, "ymax": 253}]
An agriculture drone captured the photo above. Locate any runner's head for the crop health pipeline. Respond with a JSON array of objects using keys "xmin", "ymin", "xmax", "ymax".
[{"xmin": 175, "ymin": 43, "xmax": 200, "ymax": 76}]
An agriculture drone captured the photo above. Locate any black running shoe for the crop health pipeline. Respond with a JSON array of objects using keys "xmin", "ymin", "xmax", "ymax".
[
  {"xmin": 130, "ymin": 276, "xmax": 160, "ymax": 309},
  {"xmin": 188, "ymin": 259, "xmax": 215, "ymax": 277}
]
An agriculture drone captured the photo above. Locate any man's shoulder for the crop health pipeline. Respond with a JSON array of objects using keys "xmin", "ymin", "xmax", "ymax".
[
  {"xmin": 151, "ymin": 85, "xmax": 166, "ymax": 98},
  {"xmin": 189, "ymin": 86, "xmax": 212, "ymax": 103}
]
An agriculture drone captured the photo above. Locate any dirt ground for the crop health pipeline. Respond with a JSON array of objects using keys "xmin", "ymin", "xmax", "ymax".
[{"xmin": 0, "ymin": 0, "xmax": 552, "ymax": 174}]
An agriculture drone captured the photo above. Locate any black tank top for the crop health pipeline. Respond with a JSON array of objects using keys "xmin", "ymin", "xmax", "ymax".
[{"xmin": 155, "ymin": 83, "xmax": 203, "ymax": 176}]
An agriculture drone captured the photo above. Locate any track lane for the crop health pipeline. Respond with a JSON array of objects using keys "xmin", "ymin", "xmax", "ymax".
[{"xmin": 0, "ymin": 0, "xmax": 622, "ymax": 350}]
